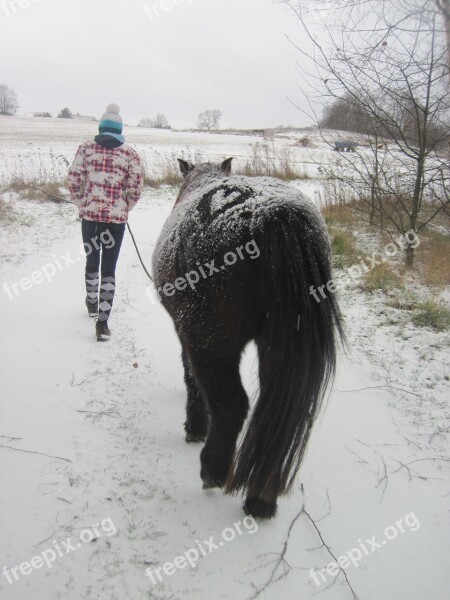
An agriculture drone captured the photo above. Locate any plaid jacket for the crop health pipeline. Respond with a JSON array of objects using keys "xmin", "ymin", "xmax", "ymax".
[{"xmin": 68, "ymin": 141, "xmax": 143, "ymax": 223}]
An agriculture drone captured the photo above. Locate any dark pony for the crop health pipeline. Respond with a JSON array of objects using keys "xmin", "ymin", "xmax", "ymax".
[{"xmin": 152, "ymin": 158, "xmax": 344, "ymax": 518}]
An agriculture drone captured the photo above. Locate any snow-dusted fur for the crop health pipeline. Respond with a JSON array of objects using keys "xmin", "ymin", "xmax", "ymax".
[{"xmin": 152, "ymin": 160, "xmax": 344, "ymax": 518}]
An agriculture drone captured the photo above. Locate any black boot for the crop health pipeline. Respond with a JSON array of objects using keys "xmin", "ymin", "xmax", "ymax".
[
  {"xmin": 86, "ymin": 297, "xmax": 98, "ymax": 318},
  {"xmin": 96, "ymin": 320, "xmax": 111, "ymax": 342}
]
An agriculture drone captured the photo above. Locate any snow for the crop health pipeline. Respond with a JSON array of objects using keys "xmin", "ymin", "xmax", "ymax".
[
  {"xmin": 0, "ymin": 122, "xmax": 449, "ymax": 600},
  {"xmin": 0, "ymin": 116, "xmax": 351, "ymax": 187}
]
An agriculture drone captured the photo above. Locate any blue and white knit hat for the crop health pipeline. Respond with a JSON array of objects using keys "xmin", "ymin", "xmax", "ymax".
[{"xmin": 99, "ymin": 103, "xmax": 123, "ymax": 135}]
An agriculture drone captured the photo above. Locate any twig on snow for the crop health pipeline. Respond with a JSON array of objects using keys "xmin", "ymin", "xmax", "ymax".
[
  {"xmin": 392, "ymin": 456, "xmax": 450, "ymax": 471},
  {"xmin": 0, "ymin": 444, "xmax": 71, "ymax": 462},
  {"xmin": 247, "ymin": 486, "xmax": 359, "ymax": 600},
  {"xmin": 247, "ymin": 503, "xmax": 305, "ymax": 599},
  {"xmin": 76, "ymin": 408, "xmax": 119, "ymax": 422},
  {"xmin": 70, "ymin": 370, "xmax": 102, "ymax": 387},
  {"xmin": 302, "ymin": 504, "xmax": 360, "ymax": 600},
  {"xmin": 57, "ymin": 497, "xmax": 72, "ymax": 504},
  {"xmin": 0, "ymin": 435, "xmax": 22, "ymax": 443},
  {"xmin": 429, "ymin": 426, "xmax": 450, "ymax": 445},
  {"xmin": 335, "ymin": 385, "xmax": 421, "ymax": 398}
]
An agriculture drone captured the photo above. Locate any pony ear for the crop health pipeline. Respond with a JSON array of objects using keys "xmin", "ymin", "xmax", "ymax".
[
  {"xmin": 178, "ymin": 159, "xmax": 195, "ymax": 176},
  {"xmin": 221, "ymin": 157, "xmax": 233, "ymax": 175}
]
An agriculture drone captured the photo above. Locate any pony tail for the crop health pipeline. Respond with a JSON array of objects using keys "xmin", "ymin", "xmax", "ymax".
[{"xmin": 226, "ymin": 205, "xmax": 344, "ymax": 510}]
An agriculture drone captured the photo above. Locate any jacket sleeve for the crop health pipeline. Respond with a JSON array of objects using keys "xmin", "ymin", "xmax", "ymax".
[
  {"xmin": 126, "ymin": 151, "xmax": 144, "ymax": 211},
  {"xmin": 67, "ymin": 145, "xmax": 86, "ymax": 207}
]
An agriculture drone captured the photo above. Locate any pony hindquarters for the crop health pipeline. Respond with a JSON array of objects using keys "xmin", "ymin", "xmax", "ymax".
[{"xmin": 225, "ymin": 202, "xmax": 344, "ymax": 518}]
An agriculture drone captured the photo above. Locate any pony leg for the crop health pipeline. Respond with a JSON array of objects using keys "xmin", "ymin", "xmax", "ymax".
[
  {"xmin": 188, "ymin": 349, "xmax": 249, "ymax": 489},
  {"xmin": 182, "ymin": 350, "xmax": 209, "ymax": 443},
  {"xmin": 237, "ymin": 340, "xmax": 278, "ymax": 519}
]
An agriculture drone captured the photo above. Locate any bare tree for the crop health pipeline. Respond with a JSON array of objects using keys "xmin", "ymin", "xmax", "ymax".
[
  {"xmin": 197, "ymin": 109, "xmax": 222, "ymax": 131},
  {"xmin": 0, "ymin": 84, "xmax": 19, "ymax": 115},
  {"xmin": 320, "ymin": 92, "xmax": 379, "ymax": 133},
  {"xmin": 139, "ymin": 114, "xmax": 171, "ymax": 129},
  {"xmin": 281, "ymin": 0, "xmax": 450, "ymax": 77},
  {"xmin": 281, "ymin": 0, "xmax": 450, "ymax": 266},
  {"xmin": 150, "ymin": 113, "xmax": 171, "ymax": 129},
  {"xmin": 138, "ymin": 118, "xmax": 152, "ymax": 128},
  {"xmin": 435, "ymin": 0, "xmax": 450, "ymax": 67}
]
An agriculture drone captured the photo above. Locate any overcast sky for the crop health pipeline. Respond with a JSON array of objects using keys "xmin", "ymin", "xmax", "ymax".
[{"xmin": 0, "ymin": 0, "xmax": 314, "ymax": 129}]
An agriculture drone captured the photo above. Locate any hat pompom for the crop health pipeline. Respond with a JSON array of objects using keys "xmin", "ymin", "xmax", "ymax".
[{"xmin": 106, "ymin": 103, "xmax": 120, "ymax": 115}]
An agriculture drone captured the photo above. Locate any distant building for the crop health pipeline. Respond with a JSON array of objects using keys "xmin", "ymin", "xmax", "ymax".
[
  {"xmin": 72, "ymin": 113, "xmax": 97, "ymax": 122},
  {"xmin": 334, "ymin": 141, "xmax": 358, "ymax": 152}
]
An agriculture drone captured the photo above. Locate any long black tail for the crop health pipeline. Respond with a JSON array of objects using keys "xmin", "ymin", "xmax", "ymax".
[{"xmin": 226, "ymin": 203, "xmax": 345, "ymax": 503}]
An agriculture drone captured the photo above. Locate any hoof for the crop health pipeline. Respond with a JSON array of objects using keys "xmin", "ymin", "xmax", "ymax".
[
  {"xmin": 185, "ymin": 432, "xmax": 206, "ymax": 443},
  {"xmin": 201, "ymin": 464, "xmax": 226, "ymax": 489},
  {"xmin": 243, "ymin": 497, "xmax": 277, "ymax": 519},
  {"xmin": 202, "ymin": 478, "xmax": 225, "ymax": 490}
]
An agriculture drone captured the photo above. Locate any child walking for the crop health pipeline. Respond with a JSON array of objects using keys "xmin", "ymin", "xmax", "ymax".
[{"xmin": 68, "ymin": 104, "xmax": 143, "ymax": 341}]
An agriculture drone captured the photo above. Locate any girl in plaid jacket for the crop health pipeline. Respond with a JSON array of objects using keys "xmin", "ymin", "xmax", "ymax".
[{"xmin": 68, "ymin": 103, "xmax": 143, "ymax": 341}]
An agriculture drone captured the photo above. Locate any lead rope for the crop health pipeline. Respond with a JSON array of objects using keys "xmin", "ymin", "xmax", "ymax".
[{"xmin": 126, "ymin": 222, "xmax": 154, "ymax": 282}]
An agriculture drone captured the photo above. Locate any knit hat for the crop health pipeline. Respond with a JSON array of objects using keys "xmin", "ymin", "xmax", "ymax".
[{"xmin": 99, "ymin": 103, "xmax": 123, "ymax": 135}]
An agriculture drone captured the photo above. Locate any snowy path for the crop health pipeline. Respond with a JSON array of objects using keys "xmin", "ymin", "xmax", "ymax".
[{"xmin": 0, "ymin": 189, "xmax": 448, "ymax": 600}]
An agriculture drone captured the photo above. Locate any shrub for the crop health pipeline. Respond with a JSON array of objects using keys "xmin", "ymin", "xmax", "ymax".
[
  {"xmin": 3, "ymin": 178, "xmax": 66, "ymax": 202},
  {"xmin": 413, "ymin": 301, "xmax": 450, "ymax": 331},
  {"xmin": 329, "ymin": 227, "xmax": 358, "ymax": 267},
  {"xmin": 319, "ymin": 180, "xmax": 358, "ymax": 227},
  {"xmin": 297, "ymin": 136, "xmax": 313, "ymax": 147},
  {"xmin": 237, "ymin": 142, "xmax": 307, "ymax": 180},
  {"xmin": 142, "ymin": 155, "xmax": 183, "ymax": 188},
  {"xmin": 58, "ymin": 108, "xmax": 73, "ymax": 119},
  {"xmin": 363, "ymin": 263, "xmax": 400, "ymax": 293},
  {"xmin": 417, "ymin": 231, "xmax": 450, "ymax": 287}
]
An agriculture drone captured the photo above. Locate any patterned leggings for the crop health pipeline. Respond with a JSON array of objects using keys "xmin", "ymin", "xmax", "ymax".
[{"xmin": 81, "ymin": 220, "xmax": 126, "ymax": 323}]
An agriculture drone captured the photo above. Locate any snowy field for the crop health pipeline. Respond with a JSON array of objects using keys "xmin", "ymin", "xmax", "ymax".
[
  {"xmin": 0, "ymin": 116, "xmax": 335, "ymax": 187},
  {"xmin": 0, "ymin": 118, "xmax": 449, "ymax": 600}
]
